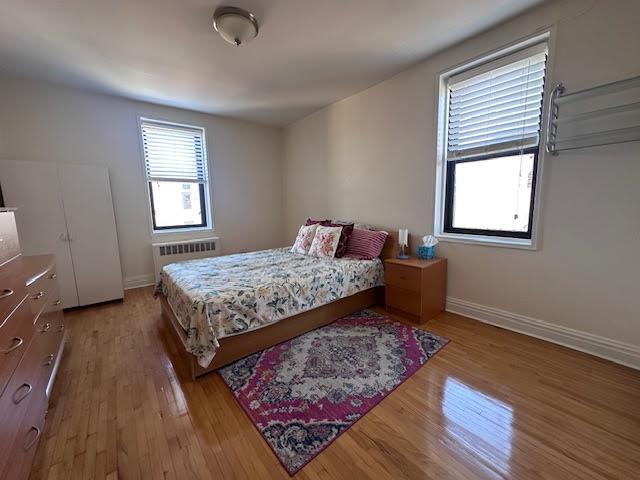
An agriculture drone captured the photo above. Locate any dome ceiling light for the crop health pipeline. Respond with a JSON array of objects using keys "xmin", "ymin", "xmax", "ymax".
[{"xmin": 213, "ymin": 6, "xmax": 259, "ymax": 46}]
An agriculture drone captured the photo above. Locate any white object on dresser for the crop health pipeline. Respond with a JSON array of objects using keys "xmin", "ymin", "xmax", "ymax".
[
  {"xmin": 152, "ymin": 237, "xmax": 221, "ymax": 283},
  {"xmin": 0, "ymin": 160, "xmax": 124, "ymax": 307}
]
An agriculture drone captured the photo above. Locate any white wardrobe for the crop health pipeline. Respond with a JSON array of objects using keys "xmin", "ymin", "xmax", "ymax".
[{"xmin": 0, "ymin": 160, "xmax": 124, "ymax": 308}]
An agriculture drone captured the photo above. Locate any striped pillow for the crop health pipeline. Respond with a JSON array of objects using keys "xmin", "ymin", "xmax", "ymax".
[{"xmin": 344, "ymin": 228, "xmax": 388, "ymax": 259}]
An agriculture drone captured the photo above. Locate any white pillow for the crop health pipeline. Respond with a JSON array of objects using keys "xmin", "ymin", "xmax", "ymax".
[
  {"xmin": 290, "ymin": 224, "xmax": 318, "ymax": 254},
  {"xmin": 308, "ymin": 225, "xmax": 343, "ymax": 258}
]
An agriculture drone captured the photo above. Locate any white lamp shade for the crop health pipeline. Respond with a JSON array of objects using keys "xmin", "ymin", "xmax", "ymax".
[
  {"xmin": 398, "ymin": 229, "xmax": 408, "ymax": 246},
  {"xmin": 214, "ymin": 11, "xmax": 258, "ymax": 46}
]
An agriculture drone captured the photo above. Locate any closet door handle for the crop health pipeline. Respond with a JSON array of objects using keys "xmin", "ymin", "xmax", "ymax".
[
  {"xmin": 23, "ymin": 426, "xmax": 41, "ymax": 451},
  {"xmin": 49, "ymin": 273, "xmax": 57, "ymax": 280},
  {"xmin": 12, "ymin": 383, "xmax": 32, "ymax": 404},
  {"xmin": 31, "ymin": 291, "xmax": 45, "ymax": 300},
  {"xmin": 44, "ymin": 353, "xmax": 54, "ymax": 366},
  {"xmin": 1, "ymin": 337, "xmax": 23, "ymax": 354},
  {"xmin": 40, "ymin": 322, "xmax": 51, "ymax": 333},
  {"xmin": 0, "ymin": 288, "xmax": 14, "ymax": 300},
  {"xmin": 58, "ymin": 324, "xmax": 65, "ymax": 333},
  {"xmin": 52, "ymin": 299, "xmax": 61, "ymax": 306}
]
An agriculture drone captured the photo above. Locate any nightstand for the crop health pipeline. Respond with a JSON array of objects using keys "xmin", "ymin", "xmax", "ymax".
[{"xmin": 384, "ymin": 257, "xmax": 447, "ymax": 323}]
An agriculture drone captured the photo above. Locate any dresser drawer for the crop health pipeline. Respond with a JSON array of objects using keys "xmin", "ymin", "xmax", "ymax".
[
  {"xmin": 28, "ymin": 267, "xmax": 59, "ymax": 317},
  {"xmin": 0, "ymin": 325, "xmax": 49, "ymax": 472},
  {"xmin": 34, "ymin": 310, "xmax": 65, "ymax": 395},
  {"xmin": 0, "ymin": 388, "xmax": 47, "ymax": 480},
  {"xmin": 0, "ymin": 260, "xmax": 28, "ymax": 329},
  {"xmin": 385, "ymin": 263, "xmax": 421, "ymax": 292},
  {"xmin": 386, "ymin": 285, "xmax": 421, "ymax": 317},
  {"xmin": 0, "ymin": 298, "xmax": 35, "ymax": 396}
]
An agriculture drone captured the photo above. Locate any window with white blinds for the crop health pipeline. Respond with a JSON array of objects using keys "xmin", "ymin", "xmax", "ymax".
[
  {"xmin": 447, "ymin": 44, "xmax": 548, "ymax": 161},
  {"xmin": 141, "ymin": 120, "xmax": 207, "ymax": 183},
  {"xmin": 435, "ymin": 39, "xmax": 549, "ymax": 246},
  {"xmin": 139, "ymin": 118, "xmax": 211, "ymax": 232}
]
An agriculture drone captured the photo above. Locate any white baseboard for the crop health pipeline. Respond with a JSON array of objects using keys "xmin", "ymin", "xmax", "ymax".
[
  {"xmin": 123, "ymin": 273, "xmax": 156, "ymax": 290},
  {"xmin": 446, "ymin": 297, "xmax": 640, "ymax": 370}
]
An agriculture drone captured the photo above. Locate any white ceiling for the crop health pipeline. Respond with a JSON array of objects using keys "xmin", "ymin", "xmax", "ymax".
[{"xmin": 0, "ymin": 0, "xmax": 543, "ymax": 126}]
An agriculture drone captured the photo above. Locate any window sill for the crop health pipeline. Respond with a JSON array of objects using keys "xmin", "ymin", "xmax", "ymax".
[
  {"xmin": 435, "ymin": 232, "xmax": 537, "ymax": 250},
  {"xmin": 152, "ymin": 225, "xmax": 213, "ymax": 236}
]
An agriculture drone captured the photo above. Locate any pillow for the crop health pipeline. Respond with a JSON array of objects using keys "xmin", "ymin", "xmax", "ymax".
[
  {"xmin": 305, "ymin": 218, "xmax": 331, "ymax": 226},
  {"xmin": 308, "ymin": 225, "xmax": 343, "ymax": 258},
  {"xmin": 344, "ymin": 228, "xmax": 388, "ymax": 259},
  {"xmin": 290, "ymin": 224, "xmax": 318, "ymax": 254},
  {"xmin": 306, "ymin": 218, "xmax": 353, "ymax": 257},
  {"xmin": 354, "ymin": 222, "xmax": 374, "ymax": 231},
  {"xmin": 328, "ymin": 222, "xmax": 353, "ymax": 258}
]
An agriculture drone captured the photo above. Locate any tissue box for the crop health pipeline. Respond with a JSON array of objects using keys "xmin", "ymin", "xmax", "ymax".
[{"xmin": 417, "ymin": 245, "xmax": 435, "ymax": 260}]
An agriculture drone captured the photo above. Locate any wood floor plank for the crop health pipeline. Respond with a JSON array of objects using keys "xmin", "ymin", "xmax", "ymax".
[{"xmin": 30, "ymin": 287, "xmax": 640, "ymax": 479}]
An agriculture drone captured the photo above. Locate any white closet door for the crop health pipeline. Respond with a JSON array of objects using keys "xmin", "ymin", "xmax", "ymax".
[
  {"xmin": 0, "ymin": 160, "xmax": 79, "ymax": 308},
  {"xmin": 59, "ymin": 164, "xmax": 124, "ymax": 306}
]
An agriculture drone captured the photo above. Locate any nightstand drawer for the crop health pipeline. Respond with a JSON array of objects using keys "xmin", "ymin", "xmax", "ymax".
[
  {"xmin": 385, "ymin": 263, "xmax": 421, "ymax": 292},
  {"xmin": 386, "ymin": 286, "xmax": 421, "ymax": 316}
]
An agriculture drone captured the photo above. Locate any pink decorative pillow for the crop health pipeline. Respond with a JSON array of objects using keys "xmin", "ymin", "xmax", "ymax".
[
  {"xmin": 306, "ymin": 218, "xmax": 353, "ymax": 258},
  {"xmin": 327, "ymin": 222, "xmax": 353, "ymax": 258},
  {"xmin": 290, "ymin": 224, "xmax": 318, "ymax": 254},
  {"xmin": 308, "ymin": 225, "xmax": 343, "ymax": 258},
  {"xmin": 305, "ymin": 218, "xmax": 331, "ymax": 226},
  {"xmin": 345, "ymin": 228, "xmax": 388, "ymax": 259}
]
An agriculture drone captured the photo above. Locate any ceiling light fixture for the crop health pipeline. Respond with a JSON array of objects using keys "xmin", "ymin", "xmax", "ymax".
[{"xmin": 213, "ymin": 6, "xmax": 259, "ymax": 46}]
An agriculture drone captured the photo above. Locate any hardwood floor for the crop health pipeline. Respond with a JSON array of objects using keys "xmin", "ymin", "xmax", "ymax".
[{"xmin": 31, "ymin": 287, "xmax": 640, "ymax": 479}]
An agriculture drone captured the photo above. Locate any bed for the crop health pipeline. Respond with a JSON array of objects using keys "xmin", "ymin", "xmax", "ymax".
[{"xmin": 157, "ymin": 231, "xmax": 398, "ymax": 379}]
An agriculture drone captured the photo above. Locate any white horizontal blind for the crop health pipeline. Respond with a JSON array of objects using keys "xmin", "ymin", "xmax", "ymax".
[
  {"xmin": 447, "ymin": 45, "xmax": 548, "ymax": 160},
  {"xmin": 141, "ymin": 120, "xmax": 207, "ymax": 183}
]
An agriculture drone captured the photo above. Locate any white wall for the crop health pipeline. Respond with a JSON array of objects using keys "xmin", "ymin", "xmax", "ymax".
[
  {"xmin": 0, "ymin": 74, "xmax": 284, "ymax": 288},
  {"xmin": 283, "ymin": 0, "xmax": 640, "ymax": 362}
]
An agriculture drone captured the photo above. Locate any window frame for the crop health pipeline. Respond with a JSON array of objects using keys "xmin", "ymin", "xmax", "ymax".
[
  {"xmin": 433, "ymin": 32, "xmax": 552, "ymax": 250},
  {"xmin": 137, "ymin": 117, "xmax": 214, "ymax": 235},
  {"xmin": 148, "ymin": 181, "xmax": 208, "ymax": 231},
  {"xmin": 443, "ymin": 147, "xmax": 539, "ymax": 239}
]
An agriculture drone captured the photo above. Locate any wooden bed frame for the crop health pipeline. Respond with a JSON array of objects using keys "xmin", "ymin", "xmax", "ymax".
[{"xmin": 160, "ymin": 230, "xmax": 400, "ymax": 379}]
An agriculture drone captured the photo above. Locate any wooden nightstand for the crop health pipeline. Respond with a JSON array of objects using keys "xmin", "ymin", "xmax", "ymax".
[{"xmin": 384, "ymin": 257, "xmax": 447, "ymax": 323}]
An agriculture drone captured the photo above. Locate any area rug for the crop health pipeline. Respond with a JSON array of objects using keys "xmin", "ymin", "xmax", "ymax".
[{"xmin": 218, "ymin": 309, "xmax": 449, "ymax": 475}]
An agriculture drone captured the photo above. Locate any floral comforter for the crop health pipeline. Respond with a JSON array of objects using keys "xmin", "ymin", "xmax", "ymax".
[{"xmin": 155, "ymin": 248, "xmax": 384, "ymax": 367}]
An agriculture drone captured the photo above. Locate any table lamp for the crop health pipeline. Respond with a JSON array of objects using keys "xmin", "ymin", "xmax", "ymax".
[{"xmin": 397, "ymin": 229, "xmax": 409, "ymax": 259}]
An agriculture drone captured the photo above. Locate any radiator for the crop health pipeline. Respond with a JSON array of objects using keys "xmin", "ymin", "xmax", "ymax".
[{"xmin": 152, "ymin": 237, "xmax": 221, "ymax": 282}]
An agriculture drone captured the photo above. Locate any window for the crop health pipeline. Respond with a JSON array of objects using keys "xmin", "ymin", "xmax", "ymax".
[
  {"xmin": 140, "ymin": 119, "xmax": 211, "ymax": 232},
  {"xmin": 436, "ymin": 40, "xmax": 548, "ymax": 246}
]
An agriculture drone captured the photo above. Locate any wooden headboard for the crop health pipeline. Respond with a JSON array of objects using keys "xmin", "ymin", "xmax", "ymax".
[{"xmin": 379, "ymin": 229, "xmax": 405, "ymax": 261}]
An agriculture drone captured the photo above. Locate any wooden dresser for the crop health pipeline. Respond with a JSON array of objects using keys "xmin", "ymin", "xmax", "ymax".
[
  {"xmin": 384, "ymin": 257, "xmax": 447, "ymax": 323},
  {"xmin": 0, "ymin": 210, "xmax": 66, "ymax": 479}
]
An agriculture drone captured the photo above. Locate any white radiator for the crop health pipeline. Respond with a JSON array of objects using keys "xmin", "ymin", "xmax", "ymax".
[{"xmin": 152, "ymin": 237, "xmax": 221, "ymax": 282}]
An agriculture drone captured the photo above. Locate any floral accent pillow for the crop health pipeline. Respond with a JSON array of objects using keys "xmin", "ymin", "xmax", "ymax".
[
  {"xmin": 290, "ymin": 224, "xmax": 318, "ymax": 254},
  {"xmin": 306, "ymin": 218, "xmax": 353, "ymax": 257},
  {"xmin": 308, "ymin": 225, "xmax": 343, "ymax": 258}
]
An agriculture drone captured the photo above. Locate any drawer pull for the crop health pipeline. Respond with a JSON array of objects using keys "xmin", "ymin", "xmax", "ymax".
[
  {"xmin": 45, "ymin": 353, "xmax": 55, "ymax": 366},
  {"xmin": 0, "ymin": 288, "xmax": 14, "ymax": 300},
  {"xmin": 40, "ymin": 322, "xmax": 51, "ymax": 333},
  {"xmin": 1, "ymin": 336, "xmax": 23, "ymax": 354},
  {"xmin": 12, "ymin": 383, "xmax": 32, "ymax": 404},
  {"xmin": 23, "ymin": 426, "xmax": 41, "ymax": 451},
  {"xmin": 49, "ymin": 273, "xmax": 57, "ymax": 280},
  {"xmin": 53, "ymin": 299, "xmax": 62, "ymax": 306},
  {"xmin": 31, "ymin": 291, "xmax": 45, "ymax": 300}
]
